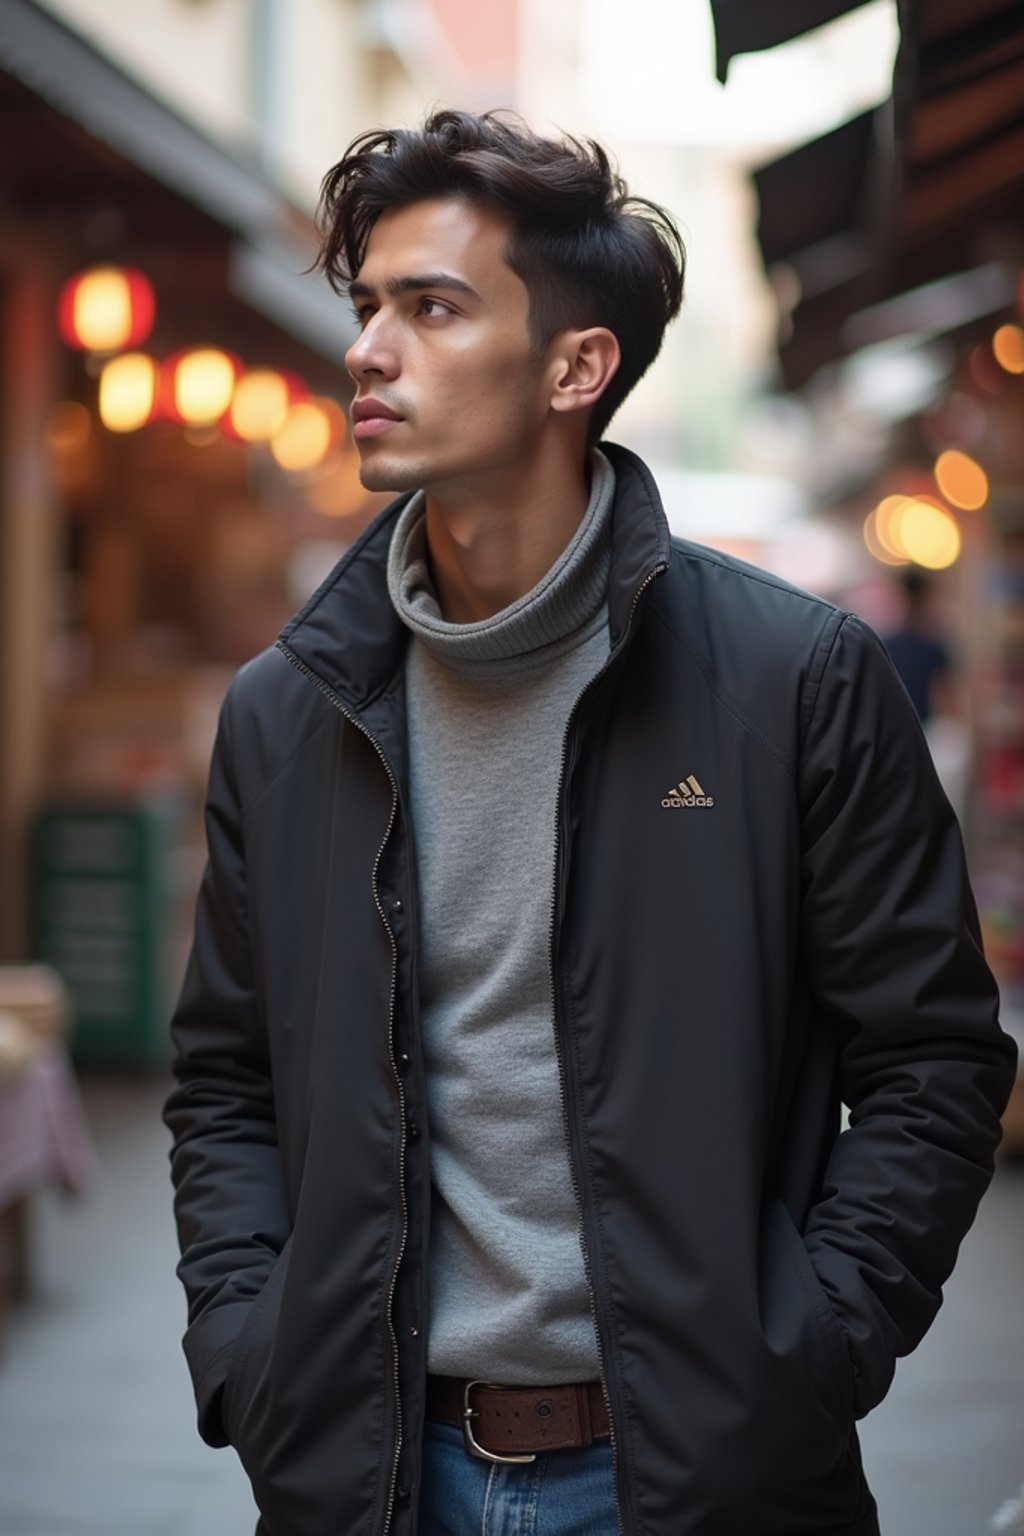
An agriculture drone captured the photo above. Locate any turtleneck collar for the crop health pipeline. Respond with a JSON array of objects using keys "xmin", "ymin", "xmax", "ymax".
[{"xmin": 386, "ymin": 450, "xmax": 615, "ymax": 676}]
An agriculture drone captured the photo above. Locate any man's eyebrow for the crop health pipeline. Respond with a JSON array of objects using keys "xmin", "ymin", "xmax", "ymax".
[{"xmin": 347, "ymin": 272, "xmax": 482, "ymax": 302}]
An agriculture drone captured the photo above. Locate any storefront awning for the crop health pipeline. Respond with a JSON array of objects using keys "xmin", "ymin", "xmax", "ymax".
[
  {"xmin": 710, "ymin": 0, "xmax": 871, "ymax": 83},
  {"xmin": 712, "ymin": 0, "xmax": 1024, "ymax": 387}
]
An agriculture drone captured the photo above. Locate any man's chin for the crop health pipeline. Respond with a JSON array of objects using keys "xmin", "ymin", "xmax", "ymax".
[{"xmin": 357, "ymin": 454, "xmax": 422, "ymax": 494}]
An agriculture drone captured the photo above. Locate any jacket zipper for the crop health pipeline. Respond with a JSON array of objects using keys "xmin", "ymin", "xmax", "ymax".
[
  {"xmin": 277, "ymin": 552, "xmax": 665, "ymax": 1531},
  {"xmin": 547, "ymin": 561, "xmax": 667, "ymax": 1536},
  {"xmin": 275, "ymin": 642, "xmax": 408, "ymax": 1536}
]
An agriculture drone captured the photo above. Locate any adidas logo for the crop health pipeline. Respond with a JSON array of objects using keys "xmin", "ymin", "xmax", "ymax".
[{"xmin": 661, "ymin": 774, "xmax": 714, "ymax": 809}]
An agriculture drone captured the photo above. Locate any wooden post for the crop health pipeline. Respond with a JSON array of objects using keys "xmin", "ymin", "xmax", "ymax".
[{"xmin": 0, "ymin": 256, "xmax": 61, "ymax": 959}]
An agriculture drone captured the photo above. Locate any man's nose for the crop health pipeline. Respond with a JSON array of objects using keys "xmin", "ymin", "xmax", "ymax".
[{"xmin": 345, "ymin": 312, "xmax": 399, "ymax": 384}]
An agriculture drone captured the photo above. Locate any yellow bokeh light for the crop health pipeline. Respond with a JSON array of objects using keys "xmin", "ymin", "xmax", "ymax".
[
  {"xmin": 271, "ymin": 401, "xmax": 332, "ymax": 471},
  {"xmin": 872, "ymin": 495, "xmax": 911, "ymax": 558},
  {"xmin": 992, "ymin": 324, "xmax": 1024, "ymax": 375},
  {"xmin": 863, "ymin": 508, "xmax": 907, "ymax": 565},
  {"xmin": 174, "ymin": 348, "xmax": 236, "ymax": 424},
  {"xmin": 934, "ymin": 449, "xmax": 988, "ymax": 511},
  {"xmin": 317, "ymin": 397, "xmax": 348, "ymax": 446},
  {"xmin": 230, "ymin": 370, "xmax": 290, "ymax": 441},
  {"xmin": 307, "ymin": 452, "xmax": 366, "ymax": 516},
  {"xmin": 73, "ymin": 268, "xmax": 133, "ymax": 352},
  {"xmin": 98, "ymin": 352, "xmax": 156, "ymax": 432},
  {"xmin": 893, "ymin": 498, "xmax": 961, "ymax": 570}
]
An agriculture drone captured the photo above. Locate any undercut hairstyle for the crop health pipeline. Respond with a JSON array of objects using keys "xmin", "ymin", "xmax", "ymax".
[{"xmin": 316, "ymin": 108, "xmax": 686, "ymax": 446}]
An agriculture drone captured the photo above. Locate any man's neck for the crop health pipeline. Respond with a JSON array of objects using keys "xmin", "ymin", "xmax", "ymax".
[{"xmin": 423, "ymin": 442, "xmax": 591, "ymax": 623}]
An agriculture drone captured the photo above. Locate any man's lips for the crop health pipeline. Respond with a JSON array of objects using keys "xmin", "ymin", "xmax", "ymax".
[{"xmin": 352, "ymin": 398, "xmax": 405, "ymax": 439}]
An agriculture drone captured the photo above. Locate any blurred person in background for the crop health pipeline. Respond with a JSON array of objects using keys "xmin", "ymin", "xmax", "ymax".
[
  {"xmin": 880, "ymin": 567, "xmax": 955, "ymax": 726},
  {"xmin": 881, "ymin": 567, "xmax": 969, "ymax": 821},
  {"xmin": 164, "ymin": 109, "xmax": 1016, "ymax": 1536}
]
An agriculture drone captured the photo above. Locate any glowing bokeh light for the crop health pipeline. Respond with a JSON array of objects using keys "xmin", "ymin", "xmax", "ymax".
[
  {"xmin": 872, "ymin": 495, "xmax": 911, "ymax": 559},
  {"xmin": 58, "ymin": 266, "xmax": 155, "ymax": 352},
  {"xmin": 231, "ymin": 369, "xmax": 291, "ymax": 441},
  {"xmin": 174, "ymin": 348, "xmax": 236, "ymax": 425},
  {"xmin": 934, "ymin": 449, "xmax": 988, "ymax": 511},
  {"xmin": 316, "ymin": 397, "xmax": 348, "ymax": 447},
  {"xmin": 307, "ymin": 451, "xmax": 366, "ymax": 516},
  {"xmin": 992, "ymin": 324, "xmax": 1024, "ymax": 375},
  {"xmin": 863, "ymin": 508, "xmax": 907, "ymax": 566},
  {"xmin": 893, "ymin": 499, "xmax": 961, "ymax": 570},
  {"xmin": 98, "ymin": 353, "xmax": 157, "ymax": 432},
  {"xmin": 271, "ymin": 401, "xmax": 333, "ymax": 471}
]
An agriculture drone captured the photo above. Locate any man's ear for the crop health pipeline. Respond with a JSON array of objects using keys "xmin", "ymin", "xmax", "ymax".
[{"xmin": 549, "ymin": 328, "xmax": 621, "ymax": 417}]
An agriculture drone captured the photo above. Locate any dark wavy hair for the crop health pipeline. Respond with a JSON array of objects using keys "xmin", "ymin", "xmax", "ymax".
[{"xmin": 316, "ymin": 109, "xmax": 686, "ymax": 446}]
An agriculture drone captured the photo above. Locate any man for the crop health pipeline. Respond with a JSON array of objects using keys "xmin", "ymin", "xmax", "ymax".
[
  {"xmin": 164, "ymin": 110, "xmax": 1017, "ymax": 1536},
  {"xmin": 880, "ymin": 567, "xmax": 955, "ymax": 725}
]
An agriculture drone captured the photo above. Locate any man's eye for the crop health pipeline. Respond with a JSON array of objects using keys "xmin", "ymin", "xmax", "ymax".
[
  {"xmin": 349, "ymin": 304, "xmax": 374, "ymax": 326},
  {"xmin": 420, "ymin": 298, "xmax": 450, "ymax": 318}
]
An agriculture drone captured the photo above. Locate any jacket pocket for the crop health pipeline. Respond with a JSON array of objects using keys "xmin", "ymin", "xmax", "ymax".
[
  {"xmin": 221, "ymin": 1238, "xmax": 292, "ymax": 1449},
  {"xmin": 686, "ymin": 1197, "xmax": 868, "ymax": 1532},
  {"xmin": 758, "ymin": 1198, "xmax": 856, "ymax": 1457},
  {"xmin": 686, "ymin": 1198, "xmax": 868, "ymax": 1531}
]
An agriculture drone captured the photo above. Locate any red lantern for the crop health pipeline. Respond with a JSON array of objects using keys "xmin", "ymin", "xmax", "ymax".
[
  {"xmin": 58, "ymin": 266, "xmax": 156, "ymax": 352},
  {"xmin": 153, "ymin": 347, "xmax": 241, "ymax": 426}
]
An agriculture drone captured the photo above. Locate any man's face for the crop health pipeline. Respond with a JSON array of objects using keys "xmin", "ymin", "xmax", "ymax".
[{"xmin": 344, "ymin": 198, "xmax": 555, "ymax": 496}]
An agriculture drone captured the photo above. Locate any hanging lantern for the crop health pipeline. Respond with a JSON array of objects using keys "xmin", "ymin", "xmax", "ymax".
[
  {"xmin": 171, "ymin": 347, "xmax": 238, "ymax": 425},
  {"xmin": 98, "ymin": 353, "xmax": 157, "ymax": 432},
  {"xmin": 270, "ymin": 398, "xmax": 342, "ymax": 472},
  {"xmin": 58, "ymin": 266, "xmax": 155, "ymax": 353},
  {"xmin": 229, "ymin": 369, "xmax": 306, "ymax": 442}
]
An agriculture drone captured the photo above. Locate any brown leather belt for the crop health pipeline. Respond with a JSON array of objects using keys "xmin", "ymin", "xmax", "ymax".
[{"xmin": 425, "ymin": 1375, "xmax": 610, "ymax": 1463}]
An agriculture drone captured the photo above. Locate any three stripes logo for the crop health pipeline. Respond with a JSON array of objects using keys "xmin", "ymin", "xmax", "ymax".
[{"xmin": 662, "ymin": 774, "xmax": 714, "ymax": 809}]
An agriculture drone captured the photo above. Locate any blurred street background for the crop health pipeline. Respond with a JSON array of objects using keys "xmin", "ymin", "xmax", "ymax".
[{"xmin": 0, "ymin": 1, "xmax": 1022, "ymax": 1532}]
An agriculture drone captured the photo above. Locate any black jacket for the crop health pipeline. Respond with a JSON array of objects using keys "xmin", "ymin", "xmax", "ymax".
[{"xmin": 165, "ymin": 442, "xmax": 1017, "ymax": 1536}]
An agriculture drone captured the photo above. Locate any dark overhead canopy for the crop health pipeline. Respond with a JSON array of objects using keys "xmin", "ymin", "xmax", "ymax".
[
  {"xmin": 711, "ymin": 0, "xmax": 1024, "ymax": 388},
  {"xmin": 897, "ymin": 0, "xmax": 1024, "ymax": 240},
  {"xmin": 0, "ymin": 0, "xmax": 353, "ymax": 370},
  {"xmin": 711, "ymin": 0, "xmax": 873, "ymax": 83},
  {"xmin": 754, "ymin": 112, "xmax": 880, "ymax": 271},
  {"xmin": 750, "ymin": 111, "xmax": 889, "ymax": 386}
]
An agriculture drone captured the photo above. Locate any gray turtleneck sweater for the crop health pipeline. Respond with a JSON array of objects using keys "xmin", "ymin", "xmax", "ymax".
[{"xmin": 386, "ymin": 451, "xmax": 615, "ymax": 1384}]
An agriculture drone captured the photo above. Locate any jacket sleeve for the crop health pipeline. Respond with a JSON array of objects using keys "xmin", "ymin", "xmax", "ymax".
[
  {"xmin": 163, "ymin": 678, "xmax": 291, "ymax": 1447},
  {"xmin": 797, "ymin": 613, "xmax": 1017, "ymax": 1419}
]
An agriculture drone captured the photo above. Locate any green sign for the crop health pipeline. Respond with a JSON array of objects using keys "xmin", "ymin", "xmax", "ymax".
[{"xmin": 31, "ymin": 800, "xmax": 179, "ymax": 1067}]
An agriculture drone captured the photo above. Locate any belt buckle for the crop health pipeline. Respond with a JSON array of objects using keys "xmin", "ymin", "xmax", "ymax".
[{"xmin": 461, "ymin": 1379, "xmax": 537, "ymax": 1465}]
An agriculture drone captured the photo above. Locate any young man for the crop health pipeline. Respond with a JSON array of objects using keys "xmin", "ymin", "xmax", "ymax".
[{"xmin": 164, "ymin": 111, "xmax": 1017, "ymax": 1536}]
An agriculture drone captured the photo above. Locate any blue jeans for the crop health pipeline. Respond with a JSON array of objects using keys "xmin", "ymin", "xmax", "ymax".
[{"xmin": 418, "ymin": 1420, "xmax": 619, "ymax": 1535}]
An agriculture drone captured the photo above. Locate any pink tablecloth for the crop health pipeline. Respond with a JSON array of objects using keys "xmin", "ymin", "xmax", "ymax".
[{"xmin": 0, "ymin": 1044, "xmax": 97, "ymax": 1207}]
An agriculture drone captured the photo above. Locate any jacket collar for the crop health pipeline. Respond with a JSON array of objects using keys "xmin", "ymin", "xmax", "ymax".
[{"xmin": 277, "ymin": 440, "xmax": 672, "ymax": 713}]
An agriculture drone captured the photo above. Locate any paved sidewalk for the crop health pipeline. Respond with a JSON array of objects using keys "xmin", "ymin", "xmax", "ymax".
[
  {"xmin": 0, "ymin": 1074, "xmax": 1021, "ymax": 1535},
  {"xmin": 0, "ymin": 1075, "xmax": 257, "ymax": 1536}
]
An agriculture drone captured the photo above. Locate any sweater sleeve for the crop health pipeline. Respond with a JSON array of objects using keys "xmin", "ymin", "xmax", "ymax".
[
  {"xmin": 797, "ymin": 613, "xmax": 1017, "ymax": 1418},
  {"xmin": 163, "ymin": 678, "xmax": 291, "ymax": 1447}
]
